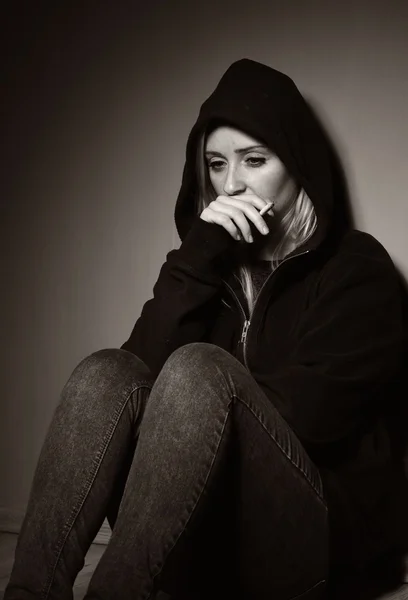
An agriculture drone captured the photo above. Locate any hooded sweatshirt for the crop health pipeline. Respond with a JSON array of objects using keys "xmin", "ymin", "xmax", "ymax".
[{"xmin": 121, "ymin": 59, "xmax": 406, "ymax": 573}]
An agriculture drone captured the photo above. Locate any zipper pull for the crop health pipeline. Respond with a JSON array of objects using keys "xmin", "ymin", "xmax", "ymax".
[{"xmin": 241, "ymin": 319, "xmax": 250, "ymax": 343}]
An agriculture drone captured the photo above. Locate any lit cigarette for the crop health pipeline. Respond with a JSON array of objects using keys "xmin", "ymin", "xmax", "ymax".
[{"xmin": 259, "ymin": 201, "xmax": 274, "ymax": 216}]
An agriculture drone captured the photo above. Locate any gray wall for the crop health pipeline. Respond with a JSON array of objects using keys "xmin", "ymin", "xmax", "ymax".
[{"xmin": 1, "ymin": 0, "xmax": 407, "ymax": 521}]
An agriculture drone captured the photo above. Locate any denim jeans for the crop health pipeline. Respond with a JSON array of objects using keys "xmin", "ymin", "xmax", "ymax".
[{"xmin": 4, "ymin": 343, "xmax": 328, "ymax": 600}]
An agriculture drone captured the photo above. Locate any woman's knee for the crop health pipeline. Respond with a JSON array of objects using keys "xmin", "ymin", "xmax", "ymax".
[
  {"xmin": 160, "ymin": 342, "xmax": 249, "ymax": 395},
  {"xmin": 154, "ymin": 343, "xmax": 237, "ymax": 417},
  {"xmin": 64, "ymin": 348, "xmax": 153, "ymax": 399},
  {"xmin": 162, "ymin": 342, "xmax": 232, "ymax": 377}
]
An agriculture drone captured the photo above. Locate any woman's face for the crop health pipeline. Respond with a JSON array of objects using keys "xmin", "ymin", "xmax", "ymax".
[{"xmin": 205, "ymin": 125, "xmax": 298, "ymax": 216}]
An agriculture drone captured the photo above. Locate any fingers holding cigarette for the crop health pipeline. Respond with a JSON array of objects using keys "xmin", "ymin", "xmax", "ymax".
[
  {"xmin": 200, "ymin": 194, "xmax": 275, "ymax": 243},
  {"xmin": 259, "ymin": 201, "xmax": 275, "ymax": 216}
]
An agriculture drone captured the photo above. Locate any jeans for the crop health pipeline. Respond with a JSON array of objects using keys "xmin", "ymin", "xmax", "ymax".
[{"xmin": 4, "ymin": 343, "xmax": 328, "ymax": 600}]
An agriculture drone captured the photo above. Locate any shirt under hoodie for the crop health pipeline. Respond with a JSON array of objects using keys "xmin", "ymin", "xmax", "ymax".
[{"xmin": 121, "ymin": 59, "xmax": 407, "ymax": 574}]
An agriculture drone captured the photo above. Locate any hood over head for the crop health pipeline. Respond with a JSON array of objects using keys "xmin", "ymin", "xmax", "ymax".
[{"xmin": 175, "ymin": 58, "xmax": 345, "ymax": 248}]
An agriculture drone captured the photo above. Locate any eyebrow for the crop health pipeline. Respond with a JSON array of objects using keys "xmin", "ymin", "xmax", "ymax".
[{"xmin": 205, "ymin": 145, "xmax": 268, "ymax": 156}]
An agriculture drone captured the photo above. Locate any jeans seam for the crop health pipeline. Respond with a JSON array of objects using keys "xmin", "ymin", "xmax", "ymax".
[
  {"xmin": 145, "ymin": 403, "xmax": 233, "ymax": 599},
  {"xmin": 233, "ymin": 394, "xmax": 327, "ymax": 507},
  {"xmin": 288, "ymin": 578, "xmax": 326, "ymax": 599},
  {"xmin": 41, "ymin": 382, "xmax": 153, "ymax": 599}
]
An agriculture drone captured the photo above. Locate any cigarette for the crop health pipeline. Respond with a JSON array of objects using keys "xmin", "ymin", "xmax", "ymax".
[{"xmin": 259, "ymin": 201, "xmax": 274, "ymax": 216}]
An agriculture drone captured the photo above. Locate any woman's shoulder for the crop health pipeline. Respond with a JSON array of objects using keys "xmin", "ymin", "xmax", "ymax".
[
  {"xmin": 316, "ymin": 228, "xmax": 400, "ymax": 292},
  {"xmin": 325, "ymin": 228, "xmax": 397, "ymax": 271},
  {"xmin": 338, "ymin": 228, "xmax": 393, "ymax": 258}
]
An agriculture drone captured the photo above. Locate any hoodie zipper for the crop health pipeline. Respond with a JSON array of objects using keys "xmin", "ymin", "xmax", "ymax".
[
  {"xmin": 222, "ymin": 282, "xmax": 250, "ymax": 368},
  {"xmin": 222, "ymin": 249, "xmax": 310, "ymax": 369}
]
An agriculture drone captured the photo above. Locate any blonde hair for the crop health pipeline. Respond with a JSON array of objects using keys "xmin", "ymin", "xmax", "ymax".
[{"xmin": 195, "ymin": 129, "xmax": 317, "ymax": 316}]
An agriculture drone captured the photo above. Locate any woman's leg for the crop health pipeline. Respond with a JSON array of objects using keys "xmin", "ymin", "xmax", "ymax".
[
  {"xmin": 85, "ymin": 342, "xmax": 328, "ymax": 600},
  {"xmin": 4, "ymin": 348, "xmax": 154, "ymax": 600}
]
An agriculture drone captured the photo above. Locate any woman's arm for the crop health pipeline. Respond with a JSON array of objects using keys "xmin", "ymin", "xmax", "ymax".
[
  {"xmin": 121, "ymin": 216, "xmax": 236, "ymax": 377},
  {"xmin": 253, "ymin": 233, "xmax": 405, "ymax": 450}
]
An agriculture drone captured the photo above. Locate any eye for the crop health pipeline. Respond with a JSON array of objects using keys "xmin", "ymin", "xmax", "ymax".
[
  {"xmin": 246, "ymin": 156, "xmax": 266, "ymax": 167},
  {"xmin": 207, "ymin": 160, "xmax": 226, "ymax": 172}
]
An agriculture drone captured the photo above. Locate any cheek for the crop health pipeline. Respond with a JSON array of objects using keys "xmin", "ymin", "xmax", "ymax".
[
  {"xmin": 209, "ymin": 172, "xmax": 223, "ymax": 194},
  {"xmin": 261, "ymin": 167, "xmax": 296, "ymax": 199},
  {"xmin": 251, "ymin": 169, "xmax": 284, "ymax": 197}
]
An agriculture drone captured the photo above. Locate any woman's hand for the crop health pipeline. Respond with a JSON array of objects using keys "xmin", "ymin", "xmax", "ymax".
[{"xmin": 200, "ymin": 194, "xmax": 274, "ymax": 243}]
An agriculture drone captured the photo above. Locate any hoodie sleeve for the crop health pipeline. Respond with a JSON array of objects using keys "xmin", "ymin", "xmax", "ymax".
[
  {"xmin": 120, "ymin": 216, "xmax": 236, "ymax": 377},
  {"xmin": 253, "ymin": 235, "xmax": 405, "ymax": 448}
]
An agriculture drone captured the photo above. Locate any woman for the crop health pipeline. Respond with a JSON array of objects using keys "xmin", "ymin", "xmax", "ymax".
[{"xmin": 5, "ymin": 58, "xmax": 406, "ymax": 600}]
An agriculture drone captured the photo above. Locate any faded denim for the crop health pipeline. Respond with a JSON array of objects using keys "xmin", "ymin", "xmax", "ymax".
[{"xmin": 4, "ymin": 343, "xmax": 328, "ymax": 600}]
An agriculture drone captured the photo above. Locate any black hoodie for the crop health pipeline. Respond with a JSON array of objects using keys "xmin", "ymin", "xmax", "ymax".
[{"xmin": 121, "ymin": 59, "xmax": 405, "ymax": 572}]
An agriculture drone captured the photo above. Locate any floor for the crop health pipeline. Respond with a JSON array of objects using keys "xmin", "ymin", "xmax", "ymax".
[{"xmin": 2, "ymin": 530, "xmax": 408, "ymax": 599}]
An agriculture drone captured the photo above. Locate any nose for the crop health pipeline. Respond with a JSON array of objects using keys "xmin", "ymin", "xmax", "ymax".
[{"xmin": 223, "ymin": 165, "xmax": 246, "ymax": 196}]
